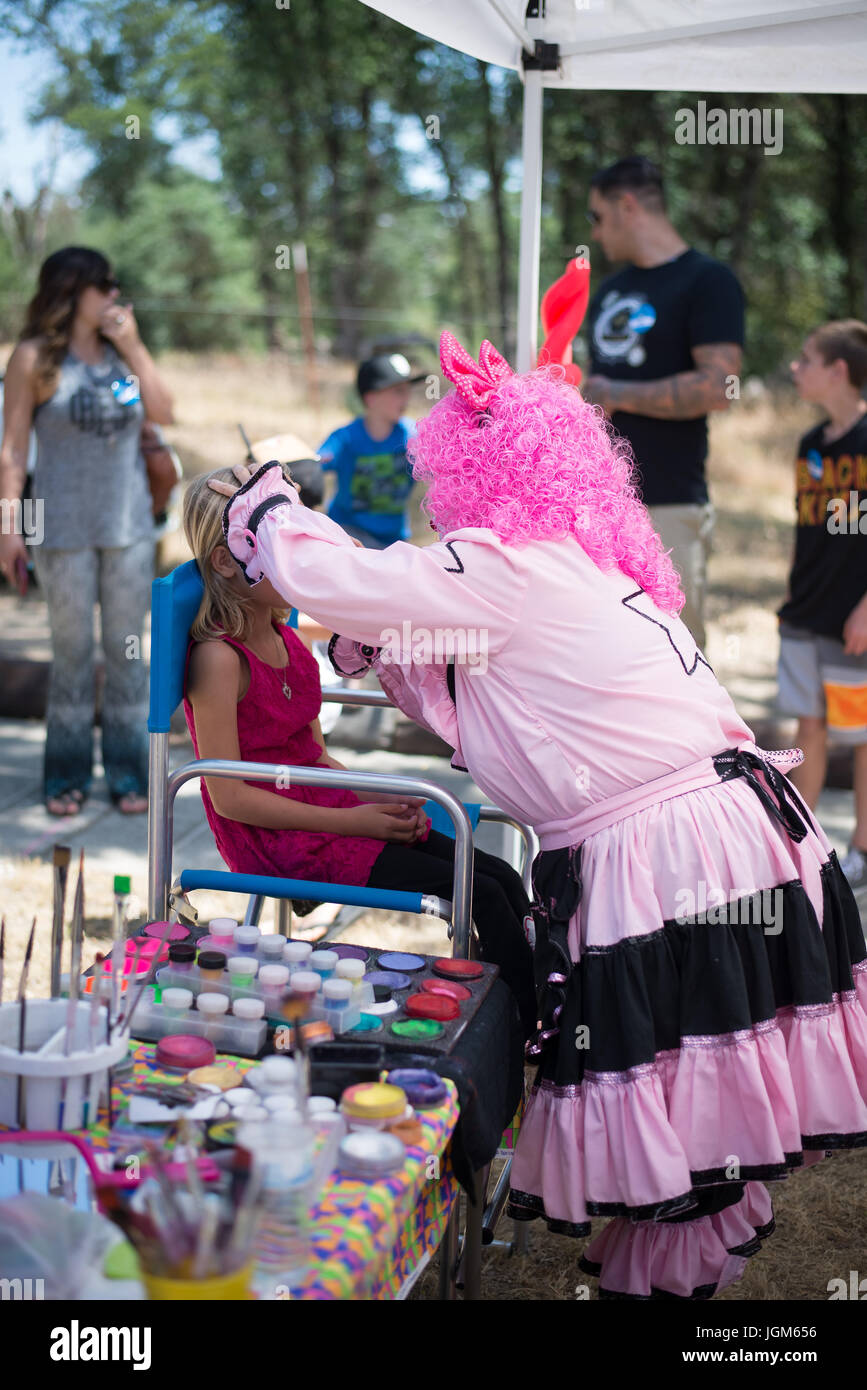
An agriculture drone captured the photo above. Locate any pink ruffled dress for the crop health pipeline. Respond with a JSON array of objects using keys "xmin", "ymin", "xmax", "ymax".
[
  {"xmin": 222, "ymin": 468, "xmax": 867, "ymax": 1300},
  {"xmin": 183, "ymin": 624, "xmax": 385, "ymax": 888}
]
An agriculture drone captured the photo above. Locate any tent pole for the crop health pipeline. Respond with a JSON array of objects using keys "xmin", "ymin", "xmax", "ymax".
[{"xmin": 516, "ymin": 68, "xmax": 543, "ymax": 373}]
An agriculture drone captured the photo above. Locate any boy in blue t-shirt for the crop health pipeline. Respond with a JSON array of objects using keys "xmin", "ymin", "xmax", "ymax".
[{"xmin": 318, "ymin": 353, "xmax": 424, "ymax": 549}]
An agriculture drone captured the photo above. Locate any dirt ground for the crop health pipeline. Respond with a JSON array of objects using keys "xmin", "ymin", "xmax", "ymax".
[{"xmin": 1, "ymin": 349, "xmax": 864, "ymax": 1300}]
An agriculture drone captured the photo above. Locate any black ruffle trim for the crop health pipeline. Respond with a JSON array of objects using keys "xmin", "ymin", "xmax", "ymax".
[
  {"xmin": 691, "ymin": 1155, "xmax": 803, "ymax": 1184},
  {"xmin": 507, "ymin": 1188, "xmax": 591, "ymax": 1237},
  {"xmin": 531, "ymin": 848, "xmax": 866, "ymax": 1085},
  {"xmin": 804, "ymin": 1129, "xmax": 867, "ymax": 1150},
  {"xmin": 585, "ymin": 1193, "xmax": 701, "ymax": 1221},
  {"xmin": 728, "ymin": 1218, "xmax": 776, "ymax": 1258},
  {"xmin": 596, "ymin": 1280, "xmax": 718, "ymax": 1302}
]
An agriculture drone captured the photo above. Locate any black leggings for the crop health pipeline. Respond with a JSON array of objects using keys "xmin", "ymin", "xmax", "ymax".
[{"xmin": 367, "ymin": 829, "xmax": 536, "ymax": 1037}]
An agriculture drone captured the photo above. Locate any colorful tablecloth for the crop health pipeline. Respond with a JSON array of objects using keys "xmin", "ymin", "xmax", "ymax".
[{"xmin": 88, "ymin": 1043, "xmax": 460, "ymax": 1300}]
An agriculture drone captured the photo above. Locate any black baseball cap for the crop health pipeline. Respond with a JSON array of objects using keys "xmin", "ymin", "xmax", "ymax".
[{"xmin": 357, "ymin": 353, "xmax": 425, "ymax": 397}]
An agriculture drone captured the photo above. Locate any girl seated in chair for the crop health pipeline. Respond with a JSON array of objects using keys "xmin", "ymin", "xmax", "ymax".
[{"xmin": 181, "ymin": 471, "xmax": 535, "ymax": 1034}]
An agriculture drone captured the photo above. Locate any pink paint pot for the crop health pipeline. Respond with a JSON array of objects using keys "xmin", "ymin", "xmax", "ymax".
[
  {"xmin": 125, "ymin": 936, "xmax": 169, "ymax": 960},
  {"xmin": 101, "ymin": 955, "xmax": 152, "ymax": 976},
  {"xmin": 143, "ymin": 921, "xmax": 190, "ymax": 942}
]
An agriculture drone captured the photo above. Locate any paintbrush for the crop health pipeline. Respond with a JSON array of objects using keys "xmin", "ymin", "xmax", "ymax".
[
  {"xmin": 50, "ymin": 845, "xmax": 71, "ymax": 998},
  {"xmin": 63, "ymin": 850, "xmax": 85, "ymax": 1056},
  {"xmin": 177, "ymin": 1115, "xmax": 205, "ymax": 1215},
  {"xmin": 109, "ymin": 875, "xmax": 130, "ymax": 1035},
  {"xmin": 0, "ymin": 916, "xmax": 5, "ymax": 1005},
  {"xmin": 16, "ymin": 918, "xmax": 37, "ymax": 1127},
  {"xmin": 143, "ymin": 1140, "xmax": 192, "ymax": 1263},
  {"xmin": 90, "ymin": 953, "xmax": 107, "ymax": 1050},
  {"xmin": 192, "ymin": 1193, "xmax": 222, "ymax": 1280}
]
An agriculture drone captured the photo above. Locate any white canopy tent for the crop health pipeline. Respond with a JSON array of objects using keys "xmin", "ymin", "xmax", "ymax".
[{"xmin": 360, "ymin": 0, "xmax": 867, "ymax": 368}]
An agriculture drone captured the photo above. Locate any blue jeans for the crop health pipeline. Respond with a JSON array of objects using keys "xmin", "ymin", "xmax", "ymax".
[{"xmin": 33, "ymin": 537, "xmax": 154, "ymax": 800}]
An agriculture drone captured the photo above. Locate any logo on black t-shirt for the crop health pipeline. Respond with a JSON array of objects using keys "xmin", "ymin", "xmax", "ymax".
[
  {"xmin": 805, "ymin": 448, "xmax": 824, "ymax": 481},
  {"xmin": 591, "ymin": 291, "xmax": 657, "ymax": 368}
]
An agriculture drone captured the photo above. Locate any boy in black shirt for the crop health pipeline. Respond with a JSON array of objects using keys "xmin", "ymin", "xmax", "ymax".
[
  {"xmin": 584, "ymin": 156, "xmax": 744, "ymax": 652},
  {"xmin": 777, "ymin": 319, "xmax": 867, "ymax": 886}
]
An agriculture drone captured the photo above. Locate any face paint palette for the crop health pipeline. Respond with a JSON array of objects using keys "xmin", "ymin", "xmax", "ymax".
[
  {"xmin": 331, "ymin": 944, "xmax": 370, "ymax": 963},
  {"xmin": 420, "ymin": 979, "xmax": 472, "ymax": 1002},
  {"xmin": 337, "ymin": 946, "xmax": 500, "ymax": 1057},
  {"xmin": 366, "ymin": 970, "xmax": 413, "ymax": 992},
  {"xmin": 376, "ymin": 952, "xmax": 426, "ymax": 974}
]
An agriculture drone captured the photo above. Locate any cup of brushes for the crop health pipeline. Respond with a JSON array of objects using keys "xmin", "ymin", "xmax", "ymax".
[{"xmin": 0, "ymin": 856, "xmax": 170, "ymax": 1131}]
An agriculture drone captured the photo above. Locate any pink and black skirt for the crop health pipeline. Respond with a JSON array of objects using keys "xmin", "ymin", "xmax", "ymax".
[{"xmin": 508, "ymin": 747, "xmax": 867, "ymax": 1295}]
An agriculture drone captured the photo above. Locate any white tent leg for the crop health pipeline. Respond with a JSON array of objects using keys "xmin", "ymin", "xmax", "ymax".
[{"xmin": 516, "ymin": 67, "xmax": 544, "ymax": 373}]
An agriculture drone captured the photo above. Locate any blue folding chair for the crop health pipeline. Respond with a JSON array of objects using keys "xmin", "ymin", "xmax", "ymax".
[{"xmin": 146, "ymin": 561, "xmax": 537, "ymax": 953}]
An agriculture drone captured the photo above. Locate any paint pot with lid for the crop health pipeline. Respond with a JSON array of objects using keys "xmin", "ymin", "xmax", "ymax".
[
  {"xmin": 309, "ymin": 950, "xmax": 339, "ymax": 982},
  {"xmin": 228, "ymin": 956, "xmax": 259, "ymax": 989},
  {"xmin": 197, "ymin": 991, "xmax": 230, "ymax": 1037},
  {"xmin": 258, "ymin": 934, "xmax": 288, "ymax": 963},
  {"xmin": 233, "ymin": 997, "xmax": 265, "ymax": 1022},
  {"xmin": 340, "ymin": 1081, "xmax": 410, "ymax": 1131},
  {"xmin": 283, "ymin": 941, "xmax": 313, "ymax": 972},
  {"xmin": 233, "ymin": 925, "xmax": 260, "ymax": 956},
  {"xmin": 386, "ymin": 1068, "xmax": 448, "ymax": 1109},
  {"xmin": 155, "ymin": 1034, "xmax": 216, "ymax": 1072},
  {"xmin": 259, "ymin": 964, "xmax": 290, "ymax": 1002},
  {"xmin": 337, "ymin": 1130, "xmax": 405, "ymax": 1180},
  {"xmin": 197, "ymin": 918, "xmax": 237, "ymax": 954},
  {"xmin": 162, "ymin": 988, "xmax": 194, "ymax": 1019},
  {"xmin": 197, "ymin": 951, "xmax": 227, "ymax": 991},
  {"xmin": 167, "ymin": 942, "xmax": 197, "ymax": 974}
]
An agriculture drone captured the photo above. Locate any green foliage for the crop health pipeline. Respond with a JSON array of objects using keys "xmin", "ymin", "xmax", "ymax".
[
  {"xmin": 79, "ymin": 171, "xmax": 261, "ymax": 351},
  {"xmin": 1, "ymin": 0, "xmax": 865, "ymax": 377}
]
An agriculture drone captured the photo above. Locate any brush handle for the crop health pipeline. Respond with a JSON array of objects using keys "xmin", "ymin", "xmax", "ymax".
[
  {"xmin": 50, "ymin": 869, "xmax": 64, "ymax": 998},
  {"xmin": 110, "ymin": 894, "xmax": 128, "ymax": 1027},
  {"xmin": 64, "ymin": 936, "xmax": 82, "ymax": 1055},
  {"xmin": 16, "ymin": 983, "xmax": 29, "ymax": 1128}
]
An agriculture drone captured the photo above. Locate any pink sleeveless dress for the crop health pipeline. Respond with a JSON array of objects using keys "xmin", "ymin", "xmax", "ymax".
[{"xmin": 183, "ymin": 624, "xmax": 385, "ymax": 886}]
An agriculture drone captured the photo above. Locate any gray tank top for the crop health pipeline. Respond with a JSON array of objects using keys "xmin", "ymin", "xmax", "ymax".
[{"xmin": 32, "ymin": 344, "xmax": 153, "ymax": 549}]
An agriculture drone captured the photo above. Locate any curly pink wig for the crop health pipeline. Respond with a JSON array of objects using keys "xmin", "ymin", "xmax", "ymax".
[{"xmin": 409, "ymin": 359, "xmax": 684, "ymax": 616}]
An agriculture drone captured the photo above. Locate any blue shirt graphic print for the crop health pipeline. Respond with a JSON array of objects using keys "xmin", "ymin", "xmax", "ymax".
[{"xmin": 318, "ymin": 416, "xmax": 415, "ymax": 543}]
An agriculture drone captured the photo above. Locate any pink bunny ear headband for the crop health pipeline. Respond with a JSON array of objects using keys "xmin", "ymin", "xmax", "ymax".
[{"xmin": 439, "ymin": 331, "xmax": 513, "ymax": 418}]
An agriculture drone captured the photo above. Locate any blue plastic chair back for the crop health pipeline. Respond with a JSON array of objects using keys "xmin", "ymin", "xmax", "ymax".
[
  {"xmin": 148, "ymin": 561, "xmax": 204, "ymax": 733},
  {"xmin": 148, "ymin": 560, "xmax": 298, "ymax": 734},
  {"xmin": 424, "ymin": 799, "xmax": 481, "ymax": 840}
]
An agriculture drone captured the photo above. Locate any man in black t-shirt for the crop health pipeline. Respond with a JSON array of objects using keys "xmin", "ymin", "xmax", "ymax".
[
  {"xmin": 777, "ymin": 320, "xmax": 867, "ymax": 888},
  {"xmin": 583, "ymin": 157, "xmax": 745, "ymax": 651}
]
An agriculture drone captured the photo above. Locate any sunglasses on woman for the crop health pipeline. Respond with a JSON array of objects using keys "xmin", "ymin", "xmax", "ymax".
[{"xmin": 91, "ymin": 275, "xmax": 120, "ymax": 294}]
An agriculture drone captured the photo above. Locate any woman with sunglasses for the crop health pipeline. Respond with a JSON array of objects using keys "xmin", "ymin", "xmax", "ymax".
[{"xmin": 0, "ymin": 246, "xmax": 174, "ymax": 815}]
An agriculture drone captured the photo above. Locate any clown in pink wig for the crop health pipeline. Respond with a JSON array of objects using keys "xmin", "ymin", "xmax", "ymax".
[
  {"xmin": 214, "ymin": 332, "xmax": 867, "ymax": 1302},
  {"xmin": 414, "ymin": 332, "xmax": 684, "ymax": 616}
]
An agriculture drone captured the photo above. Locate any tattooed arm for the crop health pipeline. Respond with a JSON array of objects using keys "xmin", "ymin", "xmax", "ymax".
[{"xmin": 583, "ymin": 342, "xmax": 742, "ymax": 420}]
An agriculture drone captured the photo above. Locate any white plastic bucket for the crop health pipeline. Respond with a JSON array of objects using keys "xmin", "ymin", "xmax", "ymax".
[{"xmin": 0, "ymin": 999, "xmax": 130, "ymax": 1131}]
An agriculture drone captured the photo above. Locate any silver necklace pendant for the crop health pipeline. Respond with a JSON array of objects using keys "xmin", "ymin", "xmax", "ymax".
[{"xmin": 281, "ymin": 677, "xmax": 292, "ymax": 701}]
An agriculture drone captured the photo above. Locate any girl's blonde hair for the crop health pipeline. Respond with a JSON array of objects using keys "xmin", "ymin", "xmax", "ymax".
[{"xmin": 182, "ymin": 468, "xmax": 289, "ymax": 641}]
